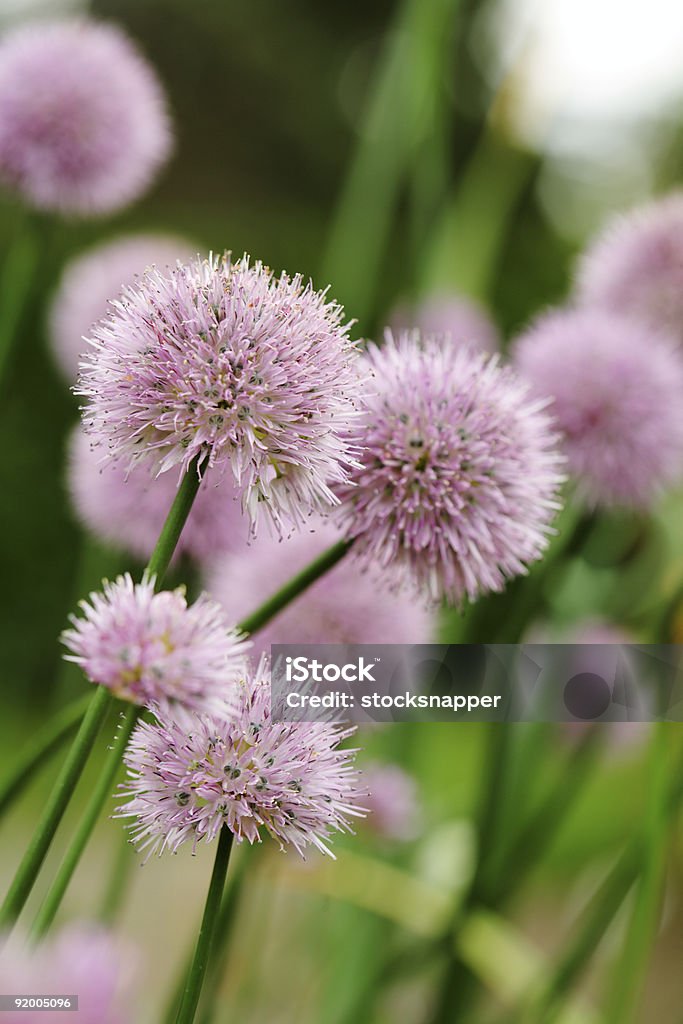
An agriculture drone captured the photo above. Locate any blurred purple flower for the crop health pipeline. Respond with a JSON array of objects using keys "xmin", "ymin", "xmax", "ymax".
[
  {"xmin": 117, "ymin": 661, "xmax": 364, "ymax": 858},
  {"xmin": 513, "ymin": 308, "xmax": 683, "ymax": 507},
  {"xmin": 0, "ymin": 924, "xmax": 137, "ymax": 1024},
  {"xmin": 50, "ymin": 234, "xmax": 196, "ymax": 381},
  {"xmin": 389, "ymin": 293, "xmax": 499, "ymax": 354},
  {"xmin": 67, "ymin": 426, "xmax": 249, "ymax": 563},
  {"xmin": 362, "ymin": 761, "xmax": 421, "ymax": 841},
  {"xmin": 205, "ymin": 521, "xmax": 434, "ymax": 656},
  {"xmin": 61, "ymin": 573, "xmax": 247, "ymax": 716},
  {"xmin": 77, "ymin": 254, "xmax": 363, "ymax": 534},
  {"xmin": 576, "ymin": 193, "xmax": 683, "ymax": 346},
  {"xmin": 338, "ymin": 332, "xmax": 564, "ymax": 605},
  {"xmin": 0, "ymin": 20, "xmax": 171, "ymax": 215}
]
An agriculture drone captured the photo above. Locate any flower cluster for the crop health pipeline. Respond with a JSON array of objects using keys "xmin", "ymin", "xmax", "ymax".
[
  {"xmin": 0, "ymin": 20, "xmax": 171, "ymax": 215},
  {"xmin": 575, "ymin": 193, "xmax": 683, "ymax": 347},
  {"xmin": 117, "ymin": 662, "xmax": 364, "ymax": 859},
  {"xmin": 50, "ymin": 234, "xmax": 196, "ymax": 381},
  {"xmin": 205, "ymin": 520, "xmax": 434, "ymax": 656},
  {"xmin": 78, "ymin": 253, "xmax": 363, "ymax": 533},
  {"xmin": 362, "ymin": 761, "xmax": 421, "ymax": 841},
  {"xmin": 67, "ymin": 427, "xmax": 249, "ymax": 563},
  {"xmin": 61, "ymin": 574, "xmax": 247, "ymax": 715},
  {"xmin": 513, "ymin": 309, "xmax": 683, "ymax": 506},
  {"xmin": 338, "ymin": 332, "xmax": 565, "ymax": 604}
]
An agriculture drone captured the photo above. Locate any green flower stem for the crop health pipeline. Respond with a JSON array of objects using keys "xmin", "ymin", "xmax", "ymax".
[
  {"xmin": 0, "ymin": 218, "xmax": 41, "ymax": 386},
  {"xmin": 175, "ymin": 825, "xmax": 234, "ymax": 1024},
  {"xmin": 320, "ymin": 0, "xmax": 463, "ymax": 328},
  {"xmin": 0, "ymin": 458, "xmax": 204, "ymax": 932},
  {"xmin": 30, "ymin": 705, "xmax": 139, "ymax": 939},
  {"xmin": 603, "ymin": 722, "xmax": 672, "ymax": 1024},
  {"xmin": 0, "ymin": 693, "xmax": 91, "ymax": 817},
  {"xmin": 0, "ymin": 684, "xmax": 112, "ymax": 930},
  {"xmin": 517, "ymin": 742, "xmax": 683, "ymax": 1024},
  {"xmin": 237, "ymin": 538, "xmax": 352, "ymax": 635},
  {"xmin": 162, "ymin": 847, "xmax": 252, "ymax": 1024},
  {"xmin": 146, "ymin": 457, "xmax": 204, "ymax": 583}
]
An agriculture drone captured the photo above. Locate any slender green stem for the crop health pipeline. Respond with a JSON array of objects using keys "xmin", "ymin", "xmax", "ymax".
[
  {"xmin": 162, "ymin": 847, "xmax": 251, "ymax": 1024},
  {"xmin": 146, "ymin": 456, "xmax": 204, "ymax": 583},
  {"xmin": 30, "ymin": 705, "xmax": 138, "ymax": 939},
  {"xmin": 0, "ymin": 219, "xmax": 40, "ymax": 386},
  {"xmin": 0, "ymin": 694, "xmax": 91, "ymax": 816},
  {"xmin": 603, "ymin": 723, "xmax": 671, "ymax": 1024},
  {"xmin": 0, "ymin": 684, "xmax": 112, "ymax": 929},
  {"xmin": 320, "ymin": 0, "xmax": 463, "ymax": 327},
  {"xmin": 175, "ymin": 826, "xmax": 234, "ymax": 1024},
  {"xmin": 516, "ymin": 743, "xmax": 683, "ymax": 1024},
  {"xmin": 1, "ymin": 458, "xmax": 204, "ymax": 933},
  {"xmin": 237, "ymin": 538, "xmax": 352, "ymax": 635}
]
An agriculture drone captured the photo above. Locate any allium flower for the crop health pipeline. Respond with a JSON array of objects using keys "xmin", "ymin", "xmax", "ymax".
[
  {"xmin": 50, "ymin": 234, "xmax": 195, "ymax": 381},
  {"xmin": 205, "ymin": 521, "xmax": 433, "ymax": 656},
  {"xmin": 575, "ymin": 194, "xmax": 683, "ymax": 346},
  {"xmin": 513, "ymin": 309, "xmax": 683, "ymax": 506},
  {"xmin": 338, "ymin": 333, "xmax": 564, "ymax": 604},
  {"xmin": 362, "ymin": 762, "xmax": 420, "ymax": 841},
  {"xmin": 117, "ymin": 662, "xmax": 364, "ymax": 858},
  {"xmin": 68, "ymin": 427, "xmax": 248, "ymax": 563},
  {"xmin": 0, "ymin": 20, "xmax": 171, "ymax": 215},
  {"xmin": 61, "ymin": 574, "xmax": 247, "ymax": 715},
  {"xmin": 0, "ymin": 924, "xmax": 136, "ymax": 1024},
  {"xmin": 389, "ymin": 293, "xmax": 499, "ymax": 353},
  {"xmin": 78, "ymin": 254, "xmax": 363, "ymax": 533}
]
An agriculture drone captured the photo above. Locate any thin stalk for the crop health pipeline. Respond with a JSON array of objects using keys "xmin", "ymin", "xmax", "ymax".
[
  {"xmin": 0, "ymin": 457, "xmax": 204, "ymax": 932},
  {"xmin": 175, "ymin": 826, "xmax": 234, "ymax": 1024},
  {"xmin": 320, "ymin": 0, "xmax": 463, "ymax": 327},
  {"xmin": 31, "ymin": 705, "xmax": 138, "ymax": 939},
  {"xmin": 237, "ymin": 538, "xmax": 352, "ymax": 635},
  {"xmin": 603, "ymin": 722, "xmax": 671, "ymax": 1024},
  {"xmin": 0, "ymin": 684, "xmax": 112, "ymax": 929},
  {"xmin": 516, "ymin": 743, "xmax": 683, "ymax": 1024},
  {"xmin": 146, "ymin": 457, "xmax": 204, "ymax": 582},
  {"xmin": 197, "ymin": 848, "xmax": 251, "ymax": 1024},
  {"xmin": 0, "ymin": 693, "xmax": 90, "ymax": 816}
]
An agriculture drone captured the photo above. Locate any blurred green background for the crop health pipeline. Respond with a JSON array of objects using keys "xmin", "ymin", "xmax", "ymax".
[{"xmin": 2, "ymin": 0, "xmax": 683, "ymax": 1021}]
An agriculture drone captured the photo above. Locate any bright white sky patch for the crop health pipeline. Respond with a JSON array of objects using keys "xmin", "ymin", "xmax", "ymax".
[{"xmin": 492, "ymin": 0, "xmax": 683, "ymax": 143}]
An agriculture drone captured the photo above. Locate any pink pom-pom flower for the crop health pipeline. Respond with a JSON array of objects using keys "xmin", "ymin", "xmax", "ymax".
[
  {"xmin": 61, "ymin": 574, "xmax": 248, "ymax": 716},
  {"xmin": 116, "ymin": 660, "xmax": 365, "ymax": 859},
  {"xmin": 77, "ymin": 253, "xmax": 363, "ymax": 534},
  {"xmin": 0, "ymin": 20, "xmax": 172, "ymax": 215},
  {"xmin": 338, "ymin": 332, "xmax": 565, "ymax": 605},
  {"xmin": 513, "ymin": 308, "xmax": 683, "ymax": 507}
]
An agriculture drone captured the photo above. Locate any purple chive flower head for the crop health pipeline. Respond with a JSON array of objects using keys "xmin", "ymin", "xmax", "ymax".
[
  {"xmin": 205, "ymin": 521, "xmax": 434, "ymax": 657},
  {"xmin": 513, "ymin": 309, "xmax": 683, "ymax": 507},
  {"xmin": 0, "ymin": 20, "xmax": 171, "ymax": 216},
  {"xmin": 67, "ymin": 427, "xmax": 249, "ymax": 563},
  {"xmin": 338, "ymin": 332, "xmax": 565, "ymax": 604},
  {"xmin": 78, "ymin": 253, "xmax": 363, "ymax": 533},
  {"xmin": 576, "ymin": 194, "xmax": 683, "ymax": 347},
  {"xmin": 50, "ymin": 234, "xmax": 196, "ymax": 381},
  {"xmin": 0, "ymin": 924, "xmax": 136, "ymax": 1024},
  {"xmin": 61, "ymin": 574, "xmax": 247, "ymax": 715},
  {"xmin": 362, "ymin": 762, "xmax": 421, "ymax": 841},
  {"xmin": 389, "ymin": 293, "xmax": 499, "ymax": 354},
  {"xmin": 117, "ymin": 661, "xmax": 364, "ymax": 859}
]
